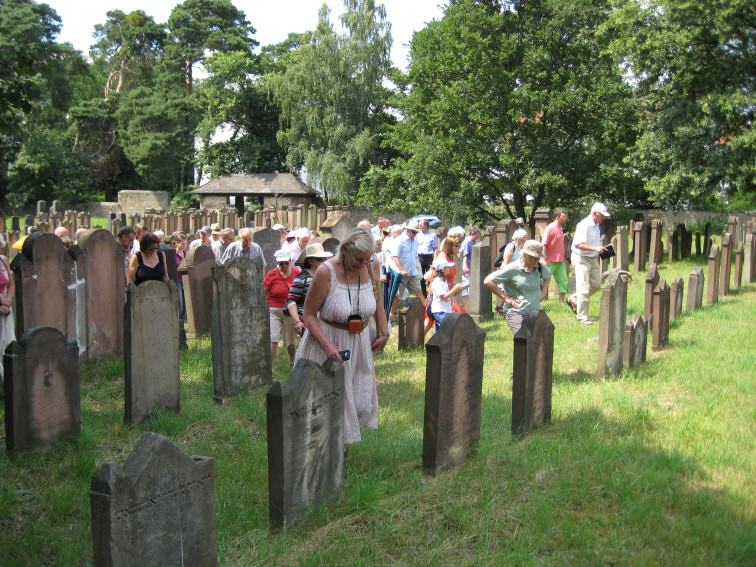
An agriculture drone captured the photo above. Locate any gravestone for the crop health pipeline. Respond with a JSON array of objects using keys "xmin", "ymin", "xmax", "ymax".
[
  {"xmin": 719, "ymin": 232, "xmax": 732, "ymax": 298},
  {"xmin": 706, "ymin": 244, "xmax": 720, "ymax": 305},
  {"xmin": 512, "ymin": 310, "xmax": 554, "ymax": 436},
  {"xmin": 468, "ymin": 242, "xmax": 492, "ymax": 322},
  {"xmin": 651, "ymin": 280, "xmax": 670, "ymax": 350},
  {"xmin": 319, "ymin": 214, "xmax": 352, "ymax": 242},
  {"xmin": 632, "ymin": 221, "xmax": 646, "ymax": 272},
  {"xmin": 90, "ymin": 433, "xmax": 217, "ymax": 567},
  {"xmin": 733, "ymin": 244, "xmax": 744, "ymax": 289},
  {"xmin": 4, "ymin": 327, "xmax": 80, "ymax": 452},
  {"xmin": 125, "ymin": 282, "xmax": 180, "ymax": 424},
  {"xmin": 11, "ymin": 216, "xmax": 20, "ymax": 232},
  {"xmin": 597, "ymin": 270, "xmax": 628, "ymax": 378},
  {"xmin": 612, "ymin": 227, "xmax": 629, "ymax": 271},
  {"xmin": 211, "ymin": 257, "xmax": 272, "ymax": 398},
  {"xmin": 670, "ymin": 278, "xmax": 684, "ymax": 320},
  {"xmin": 50, "ymin": 199, "xmax": 62, "ymax": 215},
  {"xmin": 322, "ymin": 237, "xmax": 340, "ymax": 255},
  {"xmin": 744, "ymin": 232, "xmax": 755, "ymax": 283},
  {"xmin": 267, "ymin": 358, "xmax": 345, "ymax": 529},
  {"xmin": 423, "ymin": 313, "xmax": 485, "ymax": 475},
  {"xmin": 600, "ymin": 234, "xmax": 611, "ymax": 273},
  {"xmin": 686, "ymin": 268, "xmax": 704, "ymax": 311},
  {"xmin": 251, "ymin": 227, "xmax": 279, "ymax": 273},
  {"xmin": 622, "ymin": 315, "xmax": 647, "ymax": 369},
  {"xmin": 397, "ymin": 297, "xmax": 425, "ymax": 350},
  {"xmin": 36, "ymin": 200, "xmax": 47, "ymax": 217},
  {"xmin": 183, "ymin": 245, "xmax": 215, "ymax": 337},
  {"xmin": 77, "ymin": 229, "xmax": 125, "ymax": 360},
  {"xmin": 703, "ymin": 223, "xmax": 712, "ymax": 256},
  {"xmin": 695, "ymin": 231, "xmax": 701, "ymax": 256},
  {"xmin": 649, "ymin": 220, "xmax": 663, "ymax": 264},
  {"xmin": 681, "ymin": 225, "xmax": 692, "ymax": 258},
  {"xmin": 643, "ymin": 264, "xmax": 659, "ymax": 325}
]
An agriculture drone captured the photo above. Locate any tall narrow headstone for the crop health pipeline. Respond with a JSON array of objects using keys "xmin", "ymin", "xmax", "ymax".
[
  {"xmin": 695, "ymin": 231, "xmax": 701, "ymax": 256},
  {"xmin": 622, "ymin": 315, "xmax": 647, "ymax": 369},
  {"xmin": 512, "ymin": 310, "xmax": 554, "ymax": 436},
  {"xmin": 183, "ymin": 245, "xmax": 215, "ymax": 337},
  {"xmin": 632, "ymin": 221, "xmax": 646, "ymax": 272},
  {"xmin": 706, "ymin": 244, "xmax": 720, "ymax": 305},
  {"xmin": 251, "ymin": 227, "xmax": 280, "ymax": 273},
  {"xmin": 649, "ymin": 220, "xmax": 663, "ymax": 264},
  {"xmin": 36, "ymin": 200, "xmax": 47, "ymax": 217},
  {"xmin": 651, "ymin": 280, "xmax": 670, "ymax": 350},
  {"xmin": 643, "ymin": 264, "xmax": 659, "ymax": 325},
  {"xmin": 423, "ymin": 313, "xmax": 485, "ymax": 475},
  {"xmin": 397, "ymin": 297, "xmax": 425, "ymax": 350},
  {"xmin": 468, "ymin": 242, "xmax": 492, "ymax": 322},
  {"xmin": 670, "ymin": 278, "xmax": 684, "ymax": 320},
  {"xmin": 719, "ymin": 232, "xmax": 732, "ymax": 297},
  {"xmin": 703, "ymin": 223, "xmax": 712, "ymax": 256},
  {"xmin": 124, "ymin": 282, "xmax": 180, "ymax": 424},
  {"xmin": 267, "ymin": 358, "xmax": 345, "ymax": 529},
  {"xmin": 744, "ymin": 232, "xmax": 755, "ymax": 283},
  {"xmin": 733, "ymin": 244, "xmax": 744, "ymax": 289},
  {"xmin": 597, "ymin": 270, "xmax": 628, "ymax": 378},
  {"xmin": 77, "ymin": 229, "xmax": 125, "ymax": 360},
  {"xmin": 613, "ymin": 227, "xmax": 629, "ymax": 271},
  {"xmin": 211, "ymin": 257, "xmax": 272, "ymax": 398},
  {"xmin": 4, "ymin": 327, "xmax": 80, "ymax": 452},
  {"xmin": 686, "ymin": 268, "xmax": 704, "ymax": 311},
  {"xmin": 90, "ymin": 433, "xmax": 217, "ymax": 567}
]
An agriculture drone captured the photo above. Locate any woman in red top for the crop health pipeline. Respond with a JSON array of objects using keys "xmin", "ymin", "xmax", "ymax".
[{"xmin": 264, "ymin": 249, "xmax": 301, "ymax": 363}]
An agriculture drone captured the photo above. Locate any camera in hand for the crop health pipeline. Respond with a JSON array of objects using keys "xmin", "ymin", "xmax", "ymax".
[{"xmin": 338, "ymin": 350, "xmax": 351, "ymax": 361}]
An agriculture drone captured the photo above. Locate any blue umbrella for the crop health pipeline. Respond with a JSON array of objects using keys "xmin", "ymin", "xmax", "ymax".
[{"xmin": 407, "ymin": 214, "xmax": 441, "ymax": 226}]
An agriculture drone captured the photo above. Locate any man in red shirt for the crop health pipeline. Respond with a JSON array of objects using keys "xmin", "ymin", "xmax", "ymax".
[
  {"xmin": 541, "ymin": 209, "xmax": 569, "ymax": 305},
  {"xmin": 264, "ymin": 249, "xmax": 301, "ymax": 363}
]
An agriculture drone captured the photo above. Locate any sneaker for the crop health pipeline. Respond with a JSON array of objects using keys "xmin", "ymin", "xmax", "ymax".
[
  {"xmin": 566, "ymin": 297, "xmax": 578, "ymax": 314},
  {"xmin": 580, "ymin": 319, "xmax": 594, "ymax": 326}
]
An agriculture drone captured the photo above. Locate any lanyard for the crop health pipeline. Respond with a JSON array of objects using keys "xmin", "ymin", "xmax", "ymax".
[{"xmin": 344, "ymin": 262, "xmax": 361, "ymax": 313}]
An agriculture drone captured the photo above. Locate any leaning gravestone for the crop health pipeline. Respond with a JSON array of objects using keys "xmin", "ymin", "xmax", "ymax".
[
  {"xmin": 706, "ymin": 244, "xmax": 720, "ymax": 305},
  {"xmin": 512, "ymin": 310, "xmax": 554, "ymax": 436},
  {"xmin": 686, "ymin": 268, "xmax": 704, "ymax": 311},
  {"xmin": 267, "ymin": 358, "xmax": 345, "ymax": 529},
  {"xmin": 733, "ymin": 243, "xmax": 744, "ymax": 289},
  {"xmin": 90, "ymin": 432, "xmax": 217, "ymax": 567},
  {"xmin": 125, "ymin": 282, "xmax": 180, "ymax": 424},
  {"xmin": 423, "ymin": 313, "xmax": 486, "ymax": 475},
  {"xmin": 670, "ymin": 278, "xmax": 684, "ymax": 320},
  {"xmin": 597, "ymin": 269, "xmax": 628, "ymax": 378},
  {"xmin": 183, "ymin": 245, "xmax": 215, "ymax": 337},
  {"xmin": 643, "ymin": 264, "xmax": 659, "ymax": 326},
  {"xmin": 719, "ymin": 232, "xmax": 732, "ymax": 298},
  {"xmin": 4, "ymin": 327, "xmax": 80, "ymax": 452},
  {"xmin": 623, "ymin": 315, "xmax": 647, "ymax": 369},
  {"xmin": 77, "ymin": 229, "xmax": 125, "ymax": 360},
  {"xmin": 468, "ymin": 242, "xmax": 493, "ymax": 322},
  {"xmin": 398, "ymin": 297, "xmax": 425, "ymax": 350},
  {"xmin": 251, "ymin": 227, "xmax": 279, "ymax": 274},
  {"xmin": 211, "ymin": 256, "xmax": 272, "ymax": 398},
  {"xmin": 651, "ymin": 280, "xmax": 670, "ymax": 350}
]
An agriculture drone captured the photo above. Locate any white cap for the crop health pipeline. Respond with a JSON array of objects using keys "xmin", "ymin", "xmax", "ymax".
[
  {"xmin": 433, "ymin": 258, "xmax": 454, "ymax": 270},
  {"xmin": 272, "ymin": 223, "xmax": 286, "ymax": 231},
  {"xmin": 590, "ymin": 202, "xmax": 611, "ymax": 218},
  {"xmin": 274, "ymin": 249, "xmax": 292, "ymax": 262}
]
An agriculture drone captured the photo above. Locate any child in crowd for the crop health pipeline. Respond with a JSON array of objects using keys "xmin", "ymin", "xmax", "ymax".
[{"xmin": 427, "ymin": 258, "xmax": 464, "ymax": 331}]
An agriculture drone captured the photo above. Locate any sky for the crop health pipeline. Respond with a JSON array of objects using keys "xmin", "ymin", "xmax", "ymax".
[{"xmin": 45, "ymin": 0, "xmax": 446, "ymax": 70}]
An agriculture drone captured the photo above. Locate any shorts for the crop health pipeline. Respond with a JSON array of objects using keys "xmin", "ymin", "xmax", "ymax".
[
  {"xmin": 401, "ymin": 274, "xmax": 422, "ymax": 294},
  {"xmin": 548, "ymin": 261, "xmax": 568, "ymax": 294},
  {"xmin": 269, "ymin": 308, "xmax": 296, "ymax": 347}
]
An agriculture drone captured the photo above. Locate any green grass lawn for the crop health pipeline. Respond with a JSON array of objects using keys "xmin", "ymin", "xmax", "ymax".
[
  {"xmin": 4, "ymin": 214, "xmax": 110, "ymax": 233},
  {"xmin": 1, "ymin": 257, "xmax": 754, "ymax": 566}
]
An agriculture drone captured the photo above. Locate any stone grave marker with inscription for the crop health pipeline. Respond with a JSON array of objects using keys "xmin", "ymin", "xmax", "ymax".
[
  {"xmin": 183, "ymin": 245, "xmax": 215, "ymax": 337},
  {"xmin": 670, "ymin": 278, "xmax": 684, "ymax": 320},
  {"xmin": 211, "ymin": 256, "xmax": 272, "ymax": 398},
  {"xmin": 651, "ymin": 280, "xmax": 670, "ymax": 350},
  {"xmin": 397, "ymin": 297, "xmax": 425, "ymax": 350},
  {"xmin": 632, "ymin": 221, "xmax": 646, "ymax": 272},
  {"xmin": 644, "ymin": 264, "xmax": 659, "ymax": 325},
  {"xmin": 4, "ymin": 327, "xmax": 80, "ymax": 452},
  {"xmin": 423, "ymin": 313, "xmax": 485, "ymax": 475},
  {"xmin": 623, "ymin": 315, "xmax": 647, "ymax": 369},
  {"xmin": 687, "ymin": 268, "xmax": 704, "ymax": 311},
  {"xmin": 597, "ymin": 269, "xmax": 628, "ymax": 378},
  {"xmin": 611, "ymin": 227, "xmax": 629, "ymax": 271},
  {"xmin": 266, "ymin": 358, "xmax": 345, "ymax": 529},
  {"xmin": 706, "ymin": 244, "xmax": 720, "ymax": 305},
  {"xmin": 649, "ymin": 220, "xmax": 663, "ymax": 264},
  {"xmin": 251, "ymin": 227, "xmax": 279, "ymax": 274},
  {"xmin": 125, "ymin": 282, "xmax": 180, "ymax": 423},
  {"xmin": 719, "ymin": 232, "xmax": 732, "ymax": 297},
  {"xmin": 734, "ymin": 244, "xmax": 744, "ymax": 289},
  {"xmin": 468, "ymin": 242, "xmax": 493, "ymax": 322},
  {"xmin": 744, "ymin": 232, "xmax": 754, "ymax": 283},
  {"xmin": 512, "ymin": 310, "xmax": 554, "ymax": 436},
  {"xmin": 322, "ymin": 237, "xmax": 340, "ymax": 255},
  {"xmin": 90, "ymin": 432, "xmax": 217, "ymax": 567}
]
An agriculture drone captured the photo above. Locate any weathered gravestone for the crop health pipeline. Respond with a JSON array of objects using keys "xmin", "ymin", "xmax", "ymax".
[
  {"xmin": 632, "ymin": 221, "xmax": 647, "ymax": 272},
  {"xmin": 125, "ymin": 282, "xmax": 180, "ymax": 424},
  {"xmin": 77, "ymin": 229, "xmax": 125, "ymax": 360},
  {"xmin": 744, "ymin": 232, "xmax": 755, "ymax": 284},
  {"xmin": 423, "ymin": 313, "xmax": 486, "ymax": 475},
  {"xmin": 512, "ymin": 310, "xmax": 554, "ymax": 436},
  {"xmin": 686, "ymin": 268, "xmax": 704, "ymax": 311},
  {"xmin": 90, "ymin": 432, "xmax": 217, "ymax": 567},
  {"xmin": 183, "ymin": 245, "xmax": 215, "ymax": 337},
  {"xmin": 703, "ymin": 222, "xmax": 712, "ymax": 256},
  {"xmin": 644, "ymin": 264, "xmax": 659, "ymax": 325},
  {"xmin": 733, "ymin": 244, "xmax": 744, "ymax": 289},
  {"xmin": 670, "ymin": 278, "xmax": 684, "ymax": 320},
  {"xmin": 251, "ymin": 227, "xmax": 279, "ymax": 274},
  {"xmin": 611, "ymin": 227, "xmax": 629, "ymax": 271},
  {"xmin": 397, "ymin": 297, "xmax": 425, "ymax": 350},
  {"xmin": 4, "ymin": 327, "xmax": 79, "ymax": 452},
  {"xmin": 695, "ymin": 231, "xmax": 701, "ymax": 256},
  {"xmin": 319, "ymin": 214, "xmax": 352, "ymax": 242},
  {"xmin": 719, "ymin": 232, "xmax": 732, "ymax": 297},
  {"xmin": 267, "ymin": 358, "xmax": 345, "ymax": 529},
  {"xmin": 597, "ymin": 270, "xmax": 628, "ymax": 378},
  {"xmin": 468, "ymin": 242, "xmax": 493, "ymax": 322},
  {"xmin": 651, "ymin": 280, "xmax": 670, "ymax": 350},
  {"xmin": 211, "ymin": 256, "xmax": 272, "ymax": 398},
  {"xmin": 706, "ymin": 244, "xmax": 720, "ymax": 305},
  {"xmin": 623, "ymin": 315, "xmax": 647, "ymax": 369},
  {"xmin": 649, "ymin": 220, "xmax": 663, "ymax": 264},
  {"xmin": 322, "ymin": 237, "xmax": 340, "ymax": 255},
  {"xmin": 36, "ymin": 200, "xmax": 47, "ymax": 217}
]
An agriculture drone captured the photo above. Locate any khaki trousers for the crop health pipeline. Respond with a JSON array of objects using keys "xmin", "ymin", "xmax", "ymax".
[{"xmin": 570, "ymin": 253, "xmax": 601, "ymax": 321}]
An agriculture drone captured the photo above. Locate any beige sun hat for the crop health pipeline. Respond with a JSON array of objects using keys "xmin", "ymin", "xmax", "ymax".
[
  {"xmin": 304, "ymin": 242, "xmax": 333, "ymax": 259},
  {"xmin": 521, "ymin": 240, "xmax": 544, "ymax": 258}
]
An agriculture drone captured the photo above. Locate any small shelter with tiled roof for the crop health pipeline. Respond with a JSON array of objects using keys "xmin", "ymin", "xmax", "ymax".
[{"xmin": 190, "ymin": 173, "xmax": 319, "ymax": 213}]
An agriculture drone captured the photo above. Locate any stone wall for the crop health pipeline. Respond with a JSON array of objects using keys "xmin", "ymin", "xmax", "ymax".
[{"xmin": 118, "ymin": 190, "xmax": 171, "ymax": 215}]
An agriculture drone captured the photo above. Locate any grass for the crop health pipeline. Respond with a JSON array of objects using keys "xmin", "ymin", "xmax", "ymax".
[
  {"xmin": 1, "ymin": 256, "xmax": 754, "ymax": 566},
  {"xmin": 4, "ymin": 215, "xmax": 110, "ymax": 233}
]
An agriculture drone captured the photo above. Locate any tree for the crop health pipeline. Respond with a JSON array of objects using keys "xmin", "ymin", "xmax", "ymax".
[
  {"xmin": 268, "ymin": 0, "xmax": 392, "ymax": 203},
  {"xmin": 358, "ymin": 0, "xmax": 639, "ymax": 224},
  {"xmin": 609, "ymin": 0, "xmax": 755, "ymax": 209}
]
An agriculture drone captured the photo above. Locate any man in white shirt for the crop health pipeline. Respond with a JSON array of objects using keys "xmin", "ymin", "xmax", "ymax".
[
  {"xmin": 567, "ymin": 202, "xmax": 610, "ymax": 324},
  {"xmin": 221, "ymin": 227, "xmax": 266, "ymax": 273}
]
